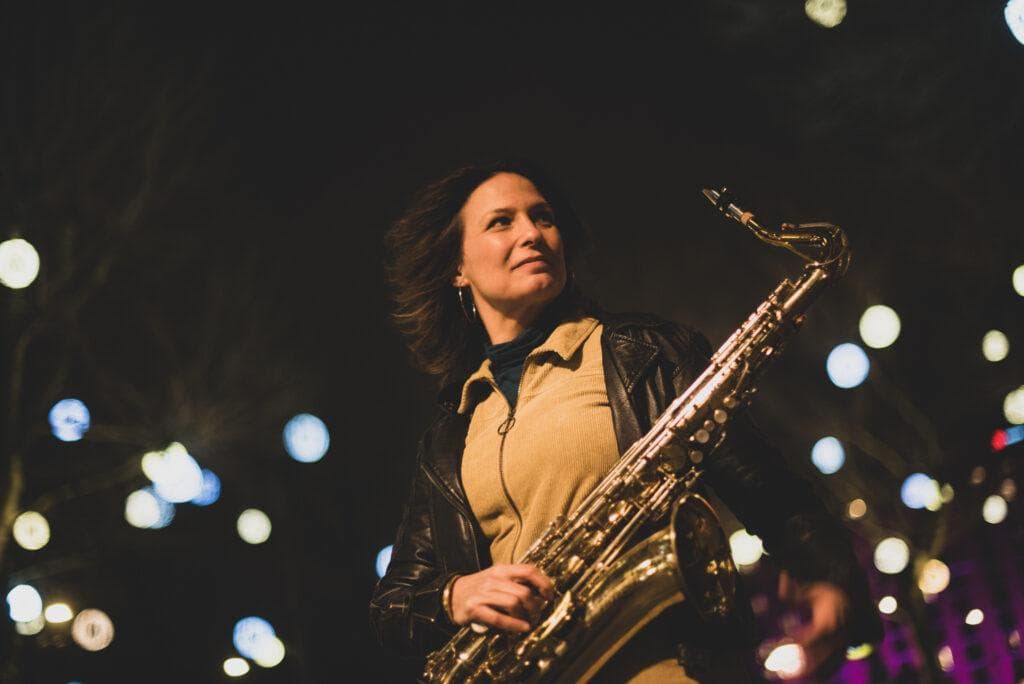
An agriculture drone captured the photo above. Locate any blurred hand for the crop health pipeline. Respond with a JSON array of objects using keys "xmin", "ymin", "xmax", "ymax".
[
  {"xmin": 777, "ymin": 571, "xmax": 850, "ymax": 678},
  {"xmin": 450, "ymin": 564, "xmax": 556, "ymax": 633}
]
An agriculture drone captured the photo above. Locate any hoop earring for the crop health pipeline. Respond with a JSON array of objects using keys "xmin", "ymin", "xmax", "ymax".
[{"xmin": 457, "ymin": 286, "xmax": 478, "ymax": 322}]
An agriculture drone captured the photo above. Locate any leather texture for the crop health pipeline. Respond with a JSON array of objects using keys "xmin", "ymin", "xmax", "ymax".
[{"xmin": 369, "ymin": 310, "xmax": 883, "ymax": 662}]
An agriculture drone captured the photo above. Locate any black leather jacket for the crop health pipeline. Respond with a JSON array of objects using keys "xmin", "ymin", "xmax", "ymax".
[{"xmin": 369, "ymin": 311, "xmax": 882, "ymax": 664}]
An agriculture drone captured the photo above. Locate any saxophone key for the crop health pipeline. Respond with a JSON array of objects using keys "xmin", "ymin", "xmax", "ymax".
[
  {"xmin": 713, "ymin": 408, "xmax": 728, "ymax": 424},
  {"xmin": 693, "ymin": 428, "xmax": 711, "ymax": 444}
]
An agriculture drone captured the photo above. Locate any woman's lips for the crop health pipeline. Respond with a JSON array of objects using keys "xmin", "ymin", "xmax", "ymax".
[{"xmin": 513, "ymin": 256, "xmax": 548, "ymax": 269}]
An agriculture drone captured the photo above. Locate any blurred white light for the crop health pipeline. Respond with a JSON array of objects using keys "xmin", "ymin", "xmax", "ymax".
[
  {"xmin": 918, "ymin": 559, "xmax": 951, "ymax": 596},
  {"xmin": 191, "ymin": 469, "xmax": 221, "ymax": 506},
  {"xmin": 233, "ymin": 616, "xmax": 276, "ymax": 660},
  {"xmin": 874, "ymin": 537, "xmax": 910, "ymax": 575},
  {"xmin": 811, "ymin": 436, "xmax": 845, "ymax": 474},
  {"xmin": 983, "ymin": 494, "xmax": 1008, "ymax": 524},
  {"xmin": 982, "ymin": 330, "xmax": 1010, "ymax": 362},
  {"xmin": 224, "ymin": 657, "xmax": 250, "ymax": 677},
  {"xmin": 253, "ymin": 636, "xmax": 286, "ymax": 668},
  {"xmin": 7, "ymin": 585, "xmax": 43, "ymax": 622},
  {"xmin": 847, "ymin": 498, "xmax": 867, "ymax": 520},
  {"xmin": 940, "ymin": 483, "xmax": 955, "ymax": 503},
  {"xmin": 124, "ymin": 488, "xmax": 175, "ymax": 529},
  {"xmin": 71, "ymin": 608, "xmax": 114, "ymax": 651},
  {"xmin": 938, "ymin": 645, "xmax": 954, "ymax": 672},
  {"xmin": 44, "ymin": 602, "xmax": 74, "ymax": 623},
  {"xmin": 859, "ymin": 305, "xmax": 901, "ymax": 349},
  {"xmin": 900, "ymin": 473, "xmax": 942, "ymax": 510},
  {"xmin": 764, "ymin": 642, "xmax": 805, "ymax": 678},
  {"xmin": 0, "ymin": 238, "xmax": 41, "ymax": 289},
  {"xmin": 878, "ymin": 595, "xmax": 897, "ymax": 615},
  {"xmin": 805, "ymin": 0, "xmax": 847, "ymax": 28},
  {"xmin": 1014, "ymin": 263, "xmax": 1024, "ymax": 295},
  {"xmin": 48, "ymin": 398, "xmax": 91, "ymax": 442},
  {"xmin": 15, "ymin": 615, "xmax": 45, "ymax": 635},
  {"xmin": 237, "ymin": 509, "xmax": 272, "ymax": 545},
  {"xmin": 283, "ymin": 413, "xmax": 330, "ymax": 463},
  {"xmin": 376, "ymin": 544, "xmax": 393, "ymax": 579},
  {"xmin": 150, "ymin": 444, "xmax": 203, "ymax": 503},
  {"xmin": 729, "ymin": 529, "xmax": 764, "ymax": 566},
  {"xmin": 1004, "ymin": 386, "xmax": 1024, "ymax": 424},
  {"xmin": 826, "ymin": 343, "xmax": 870, "ymax": 389},
  {"xmin": 13, "ymin": 511, "xmax": 50, "ymax": 551},
  {"xmin": 965, "ymin": 608, "xmax": 984, "ymax": 626}
]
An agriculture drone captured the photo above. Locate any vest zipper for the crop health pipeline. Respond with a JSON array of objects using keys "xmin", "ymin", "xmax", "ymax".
[{"xmin": 494, "ymin": 364, "xmax": 528, "ymax": 560}]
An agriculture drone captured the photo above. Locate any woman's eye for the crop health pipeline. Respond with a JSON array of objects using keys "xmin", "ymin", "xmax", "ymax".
[
  {"xmin": 487, "ymin": 216, "xmax": 512, "ymax": 229},
  {"xmin": 533, "ymin": 212, "xmax": 555, "ymax": 227}
]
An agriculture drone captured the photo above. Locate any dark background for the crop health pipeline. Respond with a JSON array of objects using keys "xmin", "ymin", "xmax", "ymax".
[{"xmin": 2, "ymin": 2, "xmax": 1022, "ymax": 682}]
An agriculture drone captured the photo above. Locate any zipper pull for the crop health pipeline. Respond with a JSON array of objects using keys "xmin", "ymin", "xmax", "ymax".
[{"xmin": 497, "ymin": 410, "xmax": 516, "ymax": 435}]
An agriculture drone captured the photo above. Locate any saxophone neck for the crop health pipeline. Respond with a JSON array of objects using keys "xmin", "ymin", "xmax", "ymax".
[{"xmin": 703, "ymin": 188, "xmax": 851, "ymax": 278}]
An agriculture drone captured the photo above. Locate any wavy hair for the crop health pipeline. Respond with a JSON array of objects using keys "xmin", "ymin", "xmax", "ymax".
[{"xmin": 384, "ymin": 159, "xmax": 589, "ymax": 386}]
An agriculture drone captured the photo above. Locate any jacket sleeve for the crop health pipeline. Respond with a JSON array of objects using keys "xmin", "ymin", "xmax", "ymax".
[
  {"xmin": 368, "ymin": 429, "xmax": 461, "ymax": 658},
  {"xmin": 656, "ymin": 320, "xmax": 884, "ymax": 646}
]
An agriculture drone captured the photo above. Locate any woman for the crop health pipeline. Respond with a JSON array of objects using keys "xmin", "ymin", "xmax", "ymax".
[{"xmin": 370, "ymin": 159, "xmax": 881, "ymax": 682}]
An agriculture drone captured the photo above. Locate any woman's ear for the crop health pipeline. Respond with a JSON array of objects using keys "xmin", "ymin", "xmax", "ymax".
[{"xmin": 452, "ymin": 272, "xmax": 468, "ymax": 287}]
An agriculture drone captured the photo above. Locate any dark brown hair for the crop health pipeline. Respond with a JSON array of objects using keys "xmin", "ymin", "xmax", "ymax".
[{"xmin": 384, "ymin": 158, "xmax": 589, "ymax": 386}]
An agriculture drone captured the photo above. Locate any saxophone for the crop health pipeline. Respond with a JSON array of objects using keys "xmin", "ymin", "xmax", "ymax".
[{"xmin": 422, "ymin": 188, "xmax": 851, "ymax": 683}]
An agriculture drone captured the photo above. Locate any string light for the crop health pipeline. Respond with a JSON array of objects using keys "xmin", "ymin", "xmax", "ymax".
[
  {"xmin": 965, "ymin": 608, "xmax": 984, "ymax": 626},
  {"xmin": 233, "ymin": 616, "xmax": 276, "ymax": 660},
  {"xmin": 810, "ymin": 436, "xmax": 845, "ymax": 474},
  {"xmin": 15, "ymin": 615, "xmax": 45, "ymax": 635},
  {"xmin": 847, "ymin": 498, "xmax": 867, "ymax": 520},
  {"xmin": 874, "ymin": 537, "xmax": 910, "ymax": 574},
  {"xmin": 917, "ymin": 559, "xmax": 950, "ymax": 596},
  {"xmin": 982, "ymin": 495, "xmax": 1008, "ymax": 524},
  {"xmin": 12, "ymin": 511, "xmax": 50, "ymax": 551},
  {"xmin": 878, "ymin": 596, "xmax": 897, "ymax": 614},
  {"xmin": 6, "ymin": 585, "xmax": 43, "ymax": 622},
  {"xmin": 1004, "ymin": 386, "xmax": 1024, "ymax": 424},
  {"xmin": 191, "ymin": 469, "xmax": 221, "ymax": 506},
  {"xmin": 938, "ymin": 645, "xmax": 954, "ymax": 672},
  {"xmin": 253, "ymin": 636, "xmax": 286, "ymax": 668},
  {"xmin": 48, "ymin": 399, "xmax": 91, "ymax": 442},
  {"xmin": 900, "ymin": 473, "xmax": 942, "ymax": 510},
  {"xmin": 805, "ymin": 0, "xmax": 847, "ymax": 28},
  {"xmin": 148, "ymin": 443, "xmax": 203, "ymax": 503},
  {"xmin": 826, "ymin": 343, "xmax": 870, "ymax": 389},
  {"xmin": 125, "ymin": 487, "xmax": 175, "ymax": 529},
  {"xmin": 44, "ymin": 603, "xmax": 74, "ymax": 623},
  {"xmin": 237, "ymin": 509, "xmax": 272, "ymax": 544},
  {"xmin": 859, "ymin": 305, "xmax": 901, "ymax": 349},
  {"xmin": 283, "ymin": 413, "xmax": 330, "ymax": 463},
  {"xmin": 376, "ymin": 545, "xmax": 393, "ymax": 579},
  {"xmin": 71, "ymin": 609, "xmax": 115, "ymax": 651},
  {"xmin": 764, "ymin": 642, "xmax": 805, "ymax": 678},
  {"xmin": 729, "ymin": 529, "xmax": 764, "ymax": 567},
  {"xmin": 0, "ymin": 238, "xmax": 41, "ymax": 289},
  {"xmin": 1014, "ymin": 263, "xmax": 1024, "ymax": 295},
  {"xmin": 982, "ymin": 330, "xmax": 1009, "ymax": 362},
  {"xmin": 223, "ymin": 658, "xmax": 250, "ymax": 677}
]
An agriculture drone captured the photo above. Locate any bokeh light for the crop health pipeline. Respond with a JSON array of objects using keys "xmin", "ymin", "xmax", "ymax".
[
  {"xmin": 846, "ymin": 643, "xmax": 873, "ymax": 661},
  {"xmin": 15, "ymin": 615, "xmax": 45, "ymax": 635},
  {"xmin": 858, "ymin": 305, "xmax": 900, "ymax": 349},
  {"xmin": 148, "ymin": 443, "xmax": 203, "ymax": 503},
  {"xmin": 970, "ymin": 466, "xmax": 987, "ymax": 485},
  {"xmin": 878, "ymin": 596, "xmax": 897, "ymax": 615},
  {"xmin": 44, "ymin": 602, "xmax": 74, "ymax": 624},
  {"xmin": 804, "ymin": 0, "xmax": 847, "ymax": 28},
  {"xmin": 376, "ymin": 544, "xmax": 393, "ymax": 579},
  {"xmin": 48, "ymin": 398, "xmax": 91, "ymax": 442},
  {"xmin": 0, "ymin": 238, "xmax": 41, "ymax": 289},
  {"xmin": 810, "ymin": 436, "xmax": 845, "ymax": 474},
  {"xmin": 283, "ymin": 413, "xmax": 330, "ymax": 463},
  {"xmin": 224, "ymin": 657, "xmax": 250, "ymax": 677},
  {"xmin": 7, "ymin": 584, "xmax": 43, "ymax": 622},
  {"xmin": 191, "ymin": 469, "xmax": 221, "ymax": 506},
  {"xmin": 1004, "ymin": 386, "xmax": 1024, "ymax": 424},
  {"xmin": 12, "ymin": 511, "xmax": 51, "ymax": 551},
  {"xmin": 900, "ymin": 473, "xmax": 942, "ymax": 510},
  {"xmin": 237, "ymin": 509, "xmax": 272, "ymax": 545},
  {"xmin": 233, "ymin": 616, "xmax": 276, "ymax": 660},
  {"xmin": 938, "ymin": 645, "xmax": 954, "ymax": 672},
  {"xmin": 918, "ymin": 559, "xmax": 951, "ymax": 596},
  {"xmin": 729, "ymin": 529, "xmax": 764, "ymax": 567},
  {"xmin": 764, "ymin": 642, "xmax": 805, "ymax": 678},
  {"xmin": 826, "ymin": 343, "xmax": 870, "ymax": 389},
  {"xmin": 253, "ymin": 636, "xmax": 286, "ymax": 667},
  {"xmin": 1014, "ymin": 263, "xmax": 1024, "ymax": 295},
  {"xmin": 983, "ymin": 494, "xmax": 1008, "ymax": 524},
  {"xmin": 71, "ymin": 609, "xmax": 114, "ymax": 651},
  {"xmin": 982, "ymin": 330, "xmax": 1010, "ymax": 362},
  {"xmin": 965, "ymin": 608, "xmax": 984, "ymax": 626},
  {"xmin": 1001, "ymin": 478, "xmax": 1017, "ymax": 501},
  {"xmin": 124, "ymin": 487, "xmax": 175, "ymax": 529},
  {"xmin": 874, "ymin": 537, "xmax": 910, "ymax": 575},
  {"xmin": 847, "ymin": 498, "xmax": 867, "ymax": 520}
]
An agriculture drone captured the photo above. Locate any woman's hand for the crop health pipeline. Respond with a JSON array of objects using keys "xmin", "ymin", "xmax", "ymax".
[
  {"xmin": 449, "ymin": 564, "xmax": 556, "ymax": 633},
  {"xmin": 777, "ymin": 571, "xmax": 850, "ymax": 677}
]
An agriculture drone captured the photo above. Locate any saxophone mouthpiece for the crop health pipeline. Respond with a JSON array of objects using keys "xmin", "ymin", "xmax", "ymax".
[{"xmin": 703, "ymin": 187, "xmax": 756, "ymax": 227}]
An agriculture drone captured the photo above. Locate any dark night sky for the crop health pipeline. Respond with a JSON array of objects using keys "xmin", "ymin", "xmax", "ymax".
[{"xmin": 2, "ymin": 2, "xmax": 1023, "ymax": 682}]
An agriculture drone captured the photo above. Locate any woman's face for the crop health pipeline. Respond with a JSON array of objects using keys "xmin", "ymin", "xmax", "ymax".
[{"xmin": 453, "ymin": 172, "xmax": 567, "ymax": 322}]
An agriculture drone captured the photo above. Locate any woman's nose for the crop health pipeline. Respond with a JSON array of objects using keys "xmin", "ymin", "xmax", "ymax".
[{"xmin": 516, "ymin": 216, "xmax": 543, "ymax": 245}]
